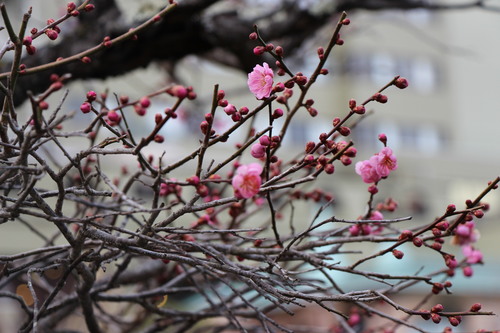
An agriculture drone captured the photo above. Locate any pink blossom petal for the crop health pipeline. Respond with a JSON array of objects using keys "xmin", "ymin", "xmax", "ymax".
[
  {"xmin": 232, "ymin": 163, "xmax": 263, "ymax": 199},
  {"xmin": 248, "ymin": 63, "xmax": 274, "ymax": 99}
]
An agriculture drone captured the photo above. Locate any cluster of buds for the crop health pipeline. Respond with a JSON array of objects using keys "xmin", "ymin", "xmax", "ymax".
[
  {"xmin": 290, "ymin": 189, "xmax": 334, "ymax": 203},
  {"xmin": 166, "ymin": 85, "xmax": 196, "ymax": 100},
  {"xmin": 44, "ymin": 19, "xmax": 61, "ymax": 41},
  {"xmin": 80, "ymin": 90, "xmax": 97, "ymax": 114},
  {"xmin": 348, "ymin": 99, "xmax": 366, "ymax": 115},
  {"xmin": 159, "ymin": 180, "xmax": 182, "ymax": 197},
  {"xmin": 276, "ymin": 88, "xmax": 294, "ymax": 105}
]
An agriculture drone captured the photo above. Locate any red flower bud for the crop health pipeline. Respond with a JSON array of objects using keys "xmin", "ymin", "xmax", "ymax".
[
  {"xmin": 307, "ymin": 107, "xmax": 318, "ymax": 117},
  {"xmin": 446, "ymin": 204, "xmax": 456, "ymax": 214},
  {"xmin": 155, "ymin": 113, "xmax": 163, "ymax": 124},
  {"xmin": 431, "ymin": 242, "xmax": 442, "ymax": 251},
  {"xmin": 304, "ymin": 154, "xmax": 315, "ymax": 164},
  {"xmin": 80, "ymin": 102, "xmax": 91, "ymax": 113},
  {"xmin": 377, "ymin": 94, "xmax": 388, "ymax": 103},
  {"xmin": 140, "ymin": 97, "xmax": 151, "ymax": 108},
  {"xmin": 253, "ymin": 46, "xmax": 265, "ymax": 56},
  {"xmin": 107, "ymin": 110, "xmax": 121, "ymax": 123},
  {"xmin": 462, "ymin": 265, "xmax": 473, "ymax": 277},
  {"xmin": 23, "ymin": 36, "xmax": 32, "ymax": 46},
  {"xmin": 432, "ymin": 228, "xmax": 442, "ymax": 237},
  {"xmin": 26, "ymin": 45, "xmax": 36, "ymax": 55},
  {"xmin": 200, "ymin": 121, "xmax": 209, "ymax": 134},
  {"xmin": 412, "ymin": 237, "xmax": 423, "ymax": 247},
  {"xmin": 294, "ymin": 75, "xmax": 308, "ymax": 85},
  {"xmin": 392, "ymin": 249, "xmax": 404, "ymax": 259},
  {"xmin": 305, "ymin": 141, "xmax": 315, "ymax": 153},
  {"xmin": 239, "ymin": 106, "xmax": 249, "ymax": 115},
  {"xmin": 324, "ymin": 164, "xmax": 335, "ymax": 174},
  {"xmin": 448, "ymin": 316, "xmax": 461, "ymax": 327},
  {"xmin": 45, "ymin": 29, "xmax": 58, "ymax": 40},
  {"xmin": 470, "ymin": 303, "xmax": 481, "ymax": 312},
  {"xmin": 353, "ymin": 105, "xmax": 365, "ymax": 114},
  {"xmin": 348, "ymin": 99, "xmax": 356, "ymax": 110},
  {"xmin": 347, "ymin": 313, "xmax": 361, "ymax": 326},
  {"xmin": 430, "ymin": 313, "xmax": 441, "ymax": 324},
  {"xmin": 86, "ymin": 90, "xmax": 97, "ymax": 102},
  {"xmin": 134, "ymin": 105, "xmax": 146, "ymax": 116},
  {"xmin": 420, "ymin": 310, "xmax": 431, "ymax": 320},
  {"xmin": 272, "ymin": 108, "xmax": 283, "ymax": 119},
  {"xmin": 67, "ymin": 2, "xmax": 76, "ymax": 12},
  {"xmin": 231, "ymin": 113, "xmax": 241, "ymax": 122},
  {"xmin": 38, "ymin": 101, "xmax": 49, "ymax": 110},
  {"xmin": 431, "ymin": 304, "xmax": 444, "ymax": 313},
  {"xmin": 435, "ymin": 221, "xmax": 449, "ymax": 231},
  {"xmin": 154, "ymin": 135, "xmax": 164, "ymax": 143},
  {"xmin": 50, "ymin": 81, "xmax": 63, "ymax": 91},
  {"xmin": 196, "ymin": 184, "xmax": 209, "ymax": 197},
  {"xmin": 399, "ymin": 230, "xmax": 413, "ymax": 240},
  {"xmin": 394, "ymin": 77, "xmax": 409, "ymax": 89},
  {"xmin": 339, "ymin": 126, "xmax": 351, "ymax": 136}
]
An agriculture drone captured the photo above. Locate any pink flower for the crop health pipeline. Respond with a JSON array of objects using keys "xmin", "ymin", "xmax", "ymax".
[
  {"xmin": 247, "ymin": 63, "xmax": 274, "ymax": 99},
  {"xmin": 355, "ymin": 147, "xmax": 398, "ymax": 183},
  {"xmin": 462, "ymin": 245, "xmax": 483, "ymax": 264},
  {"xmin": 355, "ymin": 156, "xmax": 381, "ymax": 184},
  {"xmin": 373, "ymin": 147, "xmax": 397, "ymax": 177},
  {"xmin": 452, "ymin": 221, "xmax": 480, "ymax": 245},
  {"xmin": 232, "ymin": 163, "xmax": 263, "ymax": 199},
  {"xmin": 455, "ymin": 225, "xmax": 470, "ymax": 237}
]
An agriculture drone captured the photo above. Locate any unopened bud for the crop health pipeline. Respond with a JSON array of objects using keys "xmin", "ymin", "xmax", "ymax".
[
  {"xmin": 324, "ymin": 164, "xmax": 335, "ymax": 174},
  {"xmin": 80, "ymin": 102, "xmax": 91, "ymax": 113},
  {"xmin": 253, "ymin": 46, "xmax": 265, "ymax": 56},
  {"xmin": 339, "ymin": 126, "xmax": 351, "ymax": 136},
  {"xmin": 394, "ymin": 77, "xmax": 409, "ymax": 89},
  {"xmin": 470, "ymin": 303, "xmax": 482, "ymax": 312},
  {"xmin": 412, "ymin": 237, "xmax": 423, "ymax": 247},
  {"xmin": 431, "ymin": 304, "xmax": 444, "ymax": 313},
  {"xmin": 446, "ymin": 204, "xmax": 456, "ymax": 214},
  {"xmin": 392, "ymin": 249, "xmax": 404, "ymax": 259},
  {"xmin": 430, "ymin": 313, "xmax": 441, "ymax": 324},
  {"xmin": 353, "ymin": 105, "xmax": 365, "ymax": 114}
]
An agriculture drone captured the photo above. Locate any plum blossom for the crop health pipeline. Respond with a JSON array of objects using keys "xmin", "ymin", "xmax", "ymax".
[
  {"xmin": 355, "ymin": 156, "xmax": 381, "ymax": 183},
  {"xmin": 232, "ymin": 163, "xmax": 263, "ymax": 199},
  {"xmin": 373, "ymin": 147, "xmax": 397, "ymax": 177},
  {"xmin": 247, "ymin": 62, "xmax": 274, "ymax": 99},
  {"xmin": 452, "ymin": 221, "xmax": 480, "ymax": 245},
  {"xmin": 462, "ymin": 245, "xmax": 483, "ymax": 264},
  {"xmin": 355, "ymin": 147, "xmax": 398, "ymax": 183}
]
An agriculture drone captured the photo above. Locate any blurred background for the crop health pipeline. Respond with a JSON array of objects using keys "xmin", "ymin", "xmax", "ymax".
[{"xmin": 1, "ymin": 0, "xmax": 499, "ymax": 331}]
